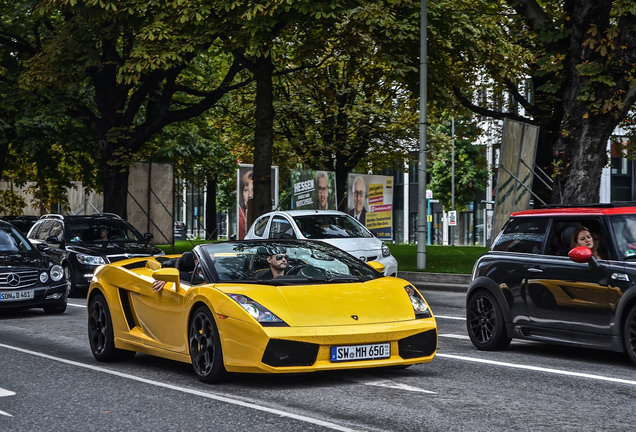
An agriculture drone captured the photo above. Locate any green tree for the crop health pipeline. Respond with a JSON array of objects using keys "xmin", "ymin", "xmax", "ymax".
[
  {"xmin": 9, "ymin": 0, "xmax": 251, "ymax": 217},
  {"xmin": 430, "ymin": 0, "xmax": 636, "ymax": 204},
  {"xmin": 428, "ymin": 118, "xmax": 489, "ymax": 211}
]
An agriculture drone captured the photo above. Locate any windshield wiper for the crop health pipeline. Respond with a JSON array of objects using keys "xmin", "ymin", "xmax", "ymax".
[{"xmin": 324, "ymin": 276, "xmax": 366, "ymax": 283}]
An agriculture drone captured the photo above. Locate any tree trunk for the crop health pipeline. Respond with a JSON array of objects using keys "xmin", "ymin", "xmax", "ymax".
[
  {"xmin": 100, "ymin": 148, "xmax": 130, "ymax": 217},
  {"xmin": 250, "ymin": 54, "xmax": 275, "ymax": 226},
  {"xmin": 205, "ymin": 175, "xmax": 218, "ymax": 240}
]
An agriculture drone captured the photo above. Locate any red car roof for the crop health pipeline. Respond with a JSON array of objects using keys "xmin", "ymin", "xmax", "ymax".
[{"xmin": 511, "ymin": 206, "xmax": 636, "ymax": 217}]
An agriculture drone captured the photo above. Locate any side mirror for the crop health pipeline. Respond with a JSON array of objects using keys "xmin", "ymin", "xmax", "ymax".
[
  {"xmin": 569, "ymin": 246, "xmax": 600, "ymax": 269},
  {"xmin": 45, "ymin": 235, "xmax": 61, "ymax": 245},
  {"xmin": 36, "ymin": 243, "xmax": 48, "ymax": 252},
  {"xmin": 568, "ymin": 246, "xmax": 592, "ymax": 263},
  {"xmin": 144, "ymin": 233, "xmax": 154, "ymax": 241},
  {"xmin": 367, "ymin": 260, "xmax": 386, "ymax": 274},
  {"xmin": 152, "ymin": 268, "xmax": 181, "ymax": 292}
]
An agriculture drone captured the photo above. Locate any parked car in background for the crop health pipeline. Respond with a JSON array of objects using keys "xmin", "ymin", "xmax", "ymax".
[
  {"xmin": 0, "ymin": 220, "xmax": 67, "ymax": 313},
  {"xmin": 466, "ymin": 204, "xmax": 636, "ymax": 366},
  {"xmin": 0, "ymin": 215, "xmax": 39, "ymax": 236},
  {"xmin": 245, "ymin": 210, "xmax": 398, "ymax": 276},
  {"xmin": 27, "ymin": 213, "xmax": 163, "ymax": 296},
  {"xmin": 87, "ymin": 239, "xmax": 436, "ymax": 382}
]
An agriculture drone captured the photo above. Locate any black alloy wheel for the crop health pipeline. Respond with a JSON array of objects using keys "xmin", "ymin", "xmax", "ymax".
[
  {"xmin": 88, "ymin": 293, "xmax": 134, "ymax": 361},
  {"xmin": 624, "ymin": 306, "xmax": 636, "ymax": 366},
  {"xmin": 466, "ymin": 290, "xmax": 512, "ymax": 351},
  {"xmin": 189, "ymin": 306, "xmax": 227, "ymax": 383}
]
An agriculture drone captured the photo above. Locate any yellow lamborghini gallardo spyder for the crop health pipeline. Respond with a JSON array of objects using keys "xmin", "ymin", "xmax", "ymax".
[{"xmin": 87, "ymin": 240, "xmax": 437, "ymax": 383}]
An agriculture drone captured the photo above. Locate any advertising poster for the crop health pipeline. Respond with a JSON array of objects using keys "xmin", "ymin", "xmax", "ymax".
[
  {"xmin": 347, "ymin": 173, "xmax": 393, "ymax": 240},
  {"xmin": 237, "ymin": 164, "xmax": 279, "ymax": 239},
  {"xmin": 291, "ymin": 169, "xmax": 337, "ymax": 210}
]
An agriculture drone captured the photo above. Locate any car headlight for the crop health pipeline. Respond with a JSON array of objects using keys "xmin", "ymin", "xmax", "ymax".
[
  {"xmin": 77, "ymin": 254, "xmax": 106, "ymax": 266},
  {"xmin": 382, "ymin": 242, "xmax": 391, "ymax": 258},
  {"xmin": 39, "ymin": 272, "xmax": 49, "ymax": 283},
  {"xmin": 228, "ymin": 294, "xmax": 286, "ymax": 324},
  {"xmin": 405, "ymin": 285, "xmax": 432, "ymax": 319},
  {"xmin": 50, "ymin": 265, "xmax": 64, "ymax": 282}
]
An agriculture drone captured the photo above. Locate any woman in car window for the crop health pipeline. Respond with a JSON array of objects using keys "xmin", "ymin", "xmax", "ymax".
[{"xmin": 570, "ymin": 226, "xmax": 602, "ymax": 259}]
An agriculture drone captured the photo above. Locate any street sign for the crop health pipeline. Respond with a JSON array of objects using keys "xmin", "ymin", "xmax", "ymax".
[{"xmin": 448, "ymin": 210, "xmax": 457, "ymax": 226}]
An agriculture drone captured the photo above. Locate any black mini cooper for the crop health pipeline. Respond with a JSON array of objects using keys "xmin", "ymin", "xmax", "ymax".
[
  {"xmin": 0, "ymin": 220, "xmax": 67, "ymax": 313},
  {"xmin": 467, "ymin": 204, "xmax": 636, "ymax": 365}
]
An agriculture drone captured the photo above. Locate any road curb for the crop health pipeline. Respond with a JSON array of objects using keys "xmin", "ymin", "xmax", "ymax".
[{"xmin": 397, "ymin": 271, "xmax": 470, "ymax": 293}]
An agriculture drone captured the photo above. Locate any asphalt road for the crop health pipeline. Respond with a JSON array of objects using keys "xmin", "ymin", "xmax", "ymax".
[{"xmin": 1, "ymin": 288, "xmax": 635, "ymax": 432}]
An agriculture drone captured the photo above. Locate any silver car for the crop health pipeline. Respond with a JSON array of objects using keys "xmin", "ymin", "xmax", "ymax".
[{"xmin": 245, "ymin": 210, "xmax": 398, "ymax": 276}]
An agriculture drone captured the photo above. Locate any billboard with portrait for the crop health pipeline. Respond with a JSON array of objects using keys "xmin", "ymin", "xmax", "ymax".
[
  {"xmin": 237, "ymin": 164, "xmax": 279, "ymax": 239},
  {"xmin": 290, "ymin": 169, "xmax": 337, "ymax": 210},
  {"xmin": 347, "ymin": 173, "xmax": 393, "ymax": 240}
]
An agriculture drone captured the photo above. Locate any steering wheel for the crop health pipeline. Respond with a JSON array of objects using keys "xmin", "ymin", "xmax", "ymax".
[{"xmin": 285, "ymin": 263, "xmax": 309, "ymax": 276}]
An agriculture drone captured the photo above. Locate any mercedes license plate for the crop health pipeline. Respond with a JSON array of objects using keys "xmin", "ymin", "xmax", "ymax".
[
  {"xmin": 330, "ymin": 343, "xmax": 390, "ymax": 362},
  {"xmin": 0, "ymin": 290, "xmax": 34, "ymax": 302}
]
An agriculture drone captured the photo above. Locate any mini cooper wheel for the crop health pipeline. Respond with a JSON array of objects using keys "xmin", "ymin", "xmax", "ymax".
[
  {"xmin": 88, "ymin": 293, "xmax": 134, "ymax": 361},
  {"xmin": 189, "ymin": 306, "xmax": 226, "ymax": 383},
  {"xmin": 466, "ymin": 290, "xmax": 511, "ymax": 351},
  {"xmin": 624, "ymin": 306, "xmax": 636, "ymax": 366}
]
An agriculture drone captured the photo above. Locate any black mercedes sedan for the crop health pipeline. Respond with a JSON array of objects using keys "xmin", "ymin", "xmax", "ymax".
[{"xmin": 0, "ymin": 220, "xmax": 67, "ymax": 314}]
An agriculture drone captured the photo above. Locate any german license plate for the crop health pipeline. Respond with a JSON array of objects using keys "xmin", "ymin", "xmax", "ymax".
[
  {"xmin": 330, "ymin": 343, "xmax": 390, "ymax": 362},
  {"xmin": 0, "ymin": 290, "xmax": 34, "ymax": 302}
]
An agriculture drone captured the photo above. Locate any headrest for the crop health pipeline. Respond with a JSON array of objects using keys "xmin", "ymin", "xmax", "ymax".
[
  {"xmin": 560, "ymin": 226, "xmax": 578, "ymax": 247},
  {"xmin": 177, "ymin": 251, "xmax": 196, "ymax": 272}
]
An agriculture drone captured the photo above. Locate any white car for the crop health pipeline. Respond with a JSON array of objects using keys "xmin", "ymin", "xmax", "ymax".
[{"xmin": 245, "ymin": 210, "xmax": 398, "ymax": 276}]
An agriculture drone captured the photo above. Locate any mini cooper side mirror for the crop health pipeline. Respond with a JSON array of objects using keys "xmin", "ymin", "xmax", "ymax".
[
  {"xmin": 568, "ymin": 246, "xmax": 592, "ymax": 263},
  {"xmin": 569, "ymin": 246, "xmax": 600, "ymax": 269}
]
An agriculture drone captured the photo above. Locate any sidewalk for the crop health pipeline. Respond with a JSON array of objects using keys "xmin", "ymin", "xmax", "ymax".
[{"xmin": 397, "ymin": 271, "xmax": 471, "ymax": 293}]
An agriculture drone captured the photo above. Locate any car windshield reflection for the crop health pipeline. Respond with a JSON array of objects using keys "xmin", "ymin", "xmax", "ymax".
[{"xmin": 196, "ymin": 240, "xmax": 380, "ymax": 284}]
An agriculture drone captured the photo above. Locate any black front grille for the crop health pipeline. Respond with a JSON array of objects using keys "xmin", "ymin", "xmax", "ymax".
[
  {"xmin": 0, "ymin": 270, "xmax": 40, "ymax": 289},
  {"xmin": 262, "ymin": 339, "xmax": 319, "ymax": 367},
  {"xmin": 398, "ymin": 330, "xmax": 437, "ymax": 359},
  {"xmin": 107, "ymin": 254, "xmax": 149, "ymax": 263}
]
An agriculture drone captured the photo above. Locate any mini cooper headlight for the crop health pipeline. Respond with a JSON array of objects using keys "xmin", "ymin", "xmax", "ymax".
[
  {"xmin": 77, "ymin": 254, "xmax": 106, "ymax": 266},
  {"xmin": 382, "ymin": 242, "xmax": 391, "ymax": 258},
  {"xmin": 405, "ymin": 285, "xmax": 432, "ymax": 319},
  {"xmin": 39, "ymin": 272, "xmax": 49, "ymax": 283},
  {"xmin": 50, "ymin": 265, "xmax": 64, "ymax": 282},
  {"xmin": 228, "ymin": 294, "xmax": 285, "ymax": 324}
]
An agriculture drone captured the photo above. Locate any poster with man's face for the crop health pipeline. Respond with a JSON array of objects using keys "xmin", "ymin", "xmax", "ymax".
[
  {"xmin": 291, "ymin": 170, "xmax": 336, "ymax": 210},
  {"xmin": 347, "ymin": 173, "xmax": 393, "ymax": 240}
]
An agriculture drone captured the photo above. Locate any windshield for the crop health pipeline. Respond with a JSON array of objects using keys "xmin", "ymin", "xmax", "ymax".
[
  {"xmin": 65, "ymin": 220, "xmax": 145, "ymax": 243},
  {"xmin": 291, "ymin": 214, "xmax": 372, "ymax": 239},
  {"xmin": 196, "ymin": 240, "xmax": 381, "ymax": 284},
  {"xmin": 610, "ymin": 215, "xmax": 636, "ymax": 259},
  {"xmin": 0, "ymin": 226, "xmax": 33, "ymax": 252}
]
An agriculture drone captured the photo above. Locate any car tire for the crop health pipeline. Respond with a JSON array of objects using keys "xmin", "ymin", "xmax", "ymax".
[
  {"xmin": 466, "ymin": 290, "xmax": 512, "ymax": 351},
  {"xmin": 64, "ymin": 264, "xmax": 81, "ymax": 298},
  {"xmin": 189, "ymin": 305, "xmax": 227, "ymax": 383},
  {"xmin": 43, "ymin": 291, "xmax": 68, "ymax": 314},
  {"xmin": 88, "ymin": 293, "xmax": 135, "ymax": 361},
  {"xmin": 623, "ymin": 305, "xmax": 636, "ymax": 366}
]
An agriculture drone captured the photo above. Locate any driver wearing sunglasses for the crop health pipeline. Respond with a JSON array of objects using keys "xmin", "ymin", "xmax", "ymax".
[{"xmin": 257, "ymin": 246, "xmax": 289, "ymax": 280}]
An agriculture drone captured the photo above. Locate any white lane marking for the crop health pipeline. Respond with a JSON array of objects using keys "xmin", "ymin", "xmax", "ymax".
[
  {"xmin": 439, "ymin": 334, "xmax": 470, "ymax": 340},
  {"xmin": 0, "ymin": 343, "xmax": 360, "ymax": 432},
  {"xmin": 0, "ymin": 387, "xmax": 15, "ymax": 417},
  {"xmin": 68, "ymin": 302, "xmax": 85, "ymax": 308},
  {"xmin": 435, "ymin": 315, "xmax": 465, "ymax": 320},
  {"xmin": 437, "ymin": 353, "xmax": 636, "ymax": 386},
  {"xmin": 349, "ymin": 377, "xmax": 435, "ymax": 394}
]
